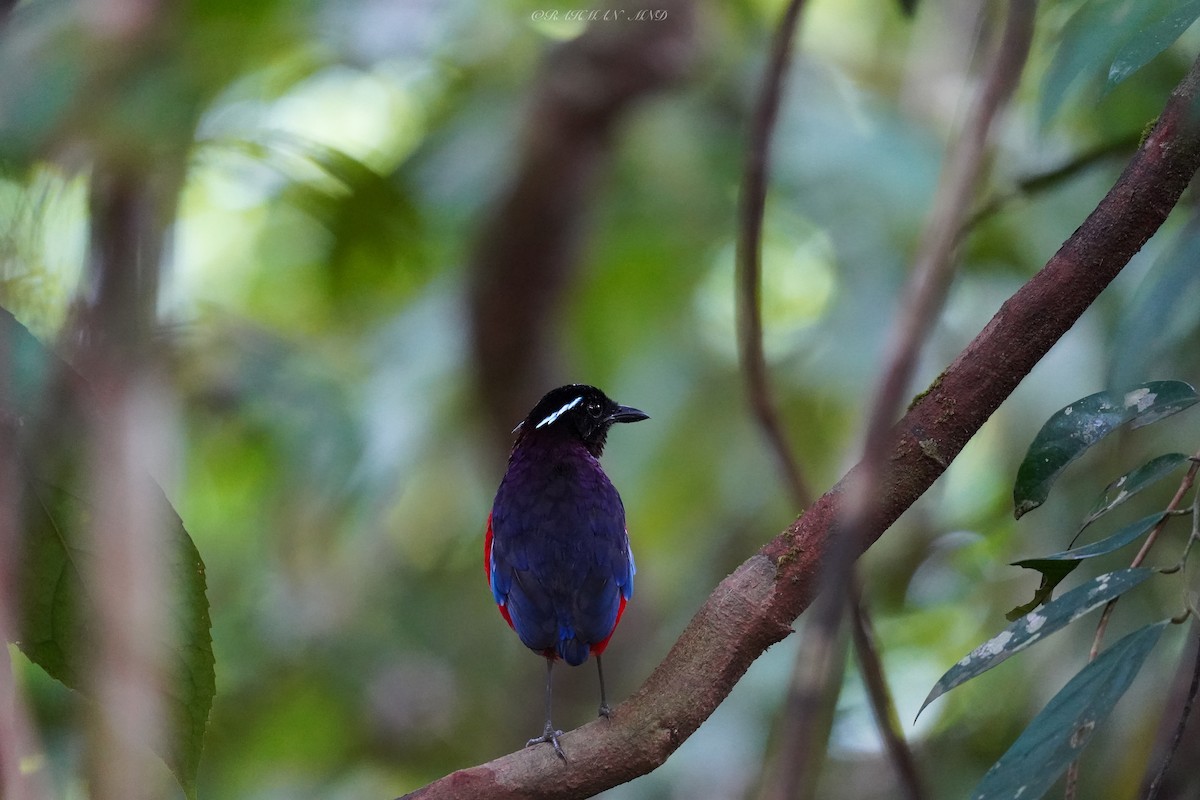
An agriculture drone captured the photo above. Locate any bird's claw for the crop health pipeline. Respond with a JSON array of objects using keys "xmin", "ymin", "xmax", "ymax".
[
  {"xmin": 526, "ymin": 726, "xmax": 566, "ymax": 761},
  {"xmin": 598, "ymin": 702, "xmax": 612, "ymax": 719}
]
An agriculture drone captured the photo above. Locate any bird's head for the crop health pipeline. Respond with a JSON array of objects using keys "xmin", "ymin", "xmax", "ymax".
[{"xmin": 515, "ymin": 384, "xmax": 649, "ymax": 456}]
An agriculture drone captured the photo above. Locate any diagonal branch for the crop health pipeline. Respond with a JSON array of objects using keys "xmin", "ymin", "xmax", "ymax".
[{"xmin": 400, "ymin": 48, "xmax": 1200, "ymax": 800}]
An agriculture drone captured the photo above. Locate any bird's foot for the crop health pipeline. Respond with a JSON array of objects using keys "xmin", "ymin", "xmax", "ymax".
[
  {"xmin": 526, "ymin": 725, "xmax": 566, "ymax": 761},
  {"xmin": 598, "ymin": 702, "xmax": 612, "ymax": 719}
]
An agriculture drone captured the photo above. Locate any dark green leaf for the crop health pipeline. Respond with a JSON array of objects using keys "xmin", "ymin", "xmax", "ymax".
[
  {"xmin": 1, "ymin": 307, "xmax": 214, "ymax": 799},
  {"xmin": 922, "ymin": 568, "xmax": 1154, "ymax": 717},
  {"xmin": 1006, "ymin": 561, "xmax": 1080, "ymax": 621},
  {"xmin": 1019, "ymin": 512, "xmax": 1166, "ymax": 570},
  {"xmin": 1013, "ymin": 381, "xmax": 1198, "ymax": 518},
  {"xmin": 1081, "ymin": 454, "xmax": 1190, "ymax": 529},
  {"xmin": 1006, "ymin": 514, "xmax": 1165, "ymax": 618},
  {"xmin": 1110, "ymin": 220, "xmax": 1200, "ymax": 388},
  {"xmin": 969, "ymin": 621, "xmax": 1169, "ymax": 800},
  {"xmin": 1040, "ymin": 0, "xmax": 1199, "ymax": 126},
  {"xmin": 1107, "ymin": 0, "xmax": 1200, "ymax": 89}
]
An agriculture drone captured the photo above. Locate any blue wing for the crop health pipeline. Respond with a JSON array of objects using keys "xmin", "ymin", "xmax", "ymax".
[{"xmin": 489, "ymin": 453, "xmax": 632, "ymax": 666}]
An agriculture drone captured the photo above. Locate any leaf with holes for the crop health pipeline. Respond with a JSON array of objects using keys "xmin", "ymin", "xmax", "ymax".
[
  {"xmin": 922, "ymin": 568, "xmax": 1154, "ymax": 717},
  {"xmin": 1013, "ymin": 381, "xmax": 1197, "ymax": 519},
  {"xmin": 969, "ymin": 621, "xmax": 1168, "ymax": 800}
]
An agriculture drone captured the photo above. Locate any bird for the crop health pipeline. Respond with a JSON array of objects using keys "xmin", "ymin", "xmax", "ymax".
[{"xmin": 485, "ymin": 384, "xmax": 648, "ymax": 759}]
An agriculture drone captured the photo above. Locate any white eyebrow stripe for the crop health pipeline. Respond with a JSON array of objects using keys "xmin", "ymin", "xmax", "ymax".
[{"xmin": 535, "ymin": 396, "xmax": 583, "ymax": 428}]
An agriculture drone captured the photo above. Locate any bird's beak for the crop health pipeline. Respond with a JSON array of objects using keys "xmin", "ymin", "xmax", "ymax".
[{"xmin": 609, "ymin": 405, "xmax": 649, "ymax": 424}]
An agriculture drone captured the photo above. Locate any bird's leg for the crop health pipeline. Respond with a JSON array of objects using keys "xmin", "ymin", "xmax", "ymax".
[
  {"xmin": 526, "ymin": 657, "xmax": 566, "ymax": 760},
  {"xmin": 596, "ymin": 654, "xmax": 611, "ymax": 718}
]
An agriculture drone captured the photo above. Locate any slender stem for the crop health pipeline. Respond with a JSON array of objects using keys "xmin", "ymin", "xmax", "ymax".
[
  {"xmin": 850, "ymin": 576, "xmax": 924, "ymax": 800},
  {"xmin": 735, "ymin": 0, "xmax": 812, "ymax": 512},
  {"xmin": 1089, "ymin": 455, "xmax": 1200, "ymax": 661},
  {"xmin": 1143, "ymin": 622, "xmax": 1200, "ymax": 800}
]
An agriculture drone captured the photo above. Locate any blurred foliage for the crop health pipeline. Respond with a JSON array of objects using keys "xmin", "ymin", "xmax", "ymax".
[{"xmin": 3, "ymin": 0, "xmax": 1200, "ymax": 798}]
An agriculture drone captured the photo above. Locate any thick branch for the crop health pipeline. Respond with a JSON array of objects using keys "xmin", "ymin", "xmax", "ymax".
[{"xmin": 402, "ymin": 51, "xmax": 1200, "ymax": 800}]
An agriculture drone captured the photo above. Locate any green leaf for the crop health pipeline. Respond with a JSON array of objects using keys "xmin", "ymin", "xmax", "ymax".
[
  {"xmin": 1081, "ymin": 453, "xmax": 1190, "ymax": 530},
  {"xmin": 1, "ymin": 307, "xmax": 214, "ymax": 798},
  {"xmin": 922, "ymin": 568, "xmax": 1154, "ymax": 717},
  {"xmin": 969, "ymin": 620, "xmax": 1169, "ymax": 800},
  {"xmin": 1006, "ymin": 514, "xmax": 1166, "ymax": 619},
  {"xmin": 1040, "ymin": 0, "xmax": 1200, "ymax": 126},
  {"xmin": 1107, "ymin": 0, "xmax": 1200, "ymax": 89},
  {"xmin": 1013, "ymin": 381, "xmax": 1198, "ymax": 519},
  {"xmin": 1005, "ymin": 561, "xmax": 1080, "ymax": 621},
  {"xmin": 1111, "ymin": 222, "xmax": 1200, "ymax": 388},
  {"xmin": 1018, "ymin": 512, "xmax": 1166, "ymax": 571}
]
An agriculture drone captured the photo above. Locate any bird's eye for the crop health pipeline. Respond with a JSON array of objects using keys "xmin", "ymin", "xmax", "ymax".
[{"xmin": 587, "ymin": 400, "xmax": 603, "ymax": 417}]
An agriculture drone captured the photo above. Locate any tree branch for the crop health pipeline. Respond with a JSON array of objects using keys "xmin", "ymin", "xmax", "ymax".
[{"xmin": 401, "ymin": 47, "xmax": 1200, "ymax": 800}]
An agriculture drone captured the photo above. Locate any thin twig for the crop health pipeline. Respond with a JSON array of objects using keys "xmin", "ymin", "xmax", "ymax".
[
  {"xmin": 850, "ymin": 574, "xmax": 925, "ymax": 800},
  {"xmin": 1088, "ymin": 454, "xmax": 1200, "ymax": 662},
  {"xmin": 963, "ymin": 135, "xmax": 1140, "ymax": 235},
  {"xmin": 735, "ymin": 0, "xmax": 813, "ymax": 512},
  {"xmin": 1144, "ymin": 621, "xmax": 1200, "ymax": 800}
]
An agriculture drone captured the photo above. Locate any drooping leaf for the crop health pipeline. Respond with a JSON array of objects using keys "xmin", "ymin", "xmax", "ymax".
[
  {"xmin": 923, "ymin": 568, "xmax": 1155, "ymax": 717},
  {"xmin": 0, "ymin": 307, "xmax": 214, "ymax": 799},
  {"xmin": 1005, "ymin": 514, "xmax": 1166, "ymax": 619},
  {"xmin": 969, "ymin": 621, "xmax": 1169, "ymax": 800},
  {"xmin": 1013, "ymin": 381, "xmax": 1198, "ymax": 518},
  {"xmin": 1080, "ymin": 453, "xmax": 1190, "ymax": 530},
  {"xmin": 1040, "ymin": 0, "xmax": 1200, "ymax": 126},
  {"xmin": 1005, "ymin": 561, "xmax": 1080, "ymax": 621},
  {"xmin": 1107, "ymin": 0, "xmax": 1200, "ymax": 89}
]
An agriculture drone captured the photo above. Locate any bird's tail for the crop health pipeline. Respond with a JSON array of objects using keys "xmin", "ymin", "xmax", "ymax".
[{"xmin": 558, "ymin": 636, "xmax": 590, "ymax": 666}]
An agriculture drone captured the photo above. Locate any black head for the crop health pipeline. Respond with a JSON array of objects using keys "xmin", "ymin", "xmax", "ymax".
[{"xmin": 516, "ymin": 384, "xmax": 649, "ymax": 456}]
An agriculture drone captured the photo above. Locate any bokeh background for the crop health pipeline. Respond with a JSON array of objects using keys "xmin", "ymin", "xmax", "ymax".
[{"xmin": 5, "ymin": 0, "xmax": 1200, "ymax": 798}]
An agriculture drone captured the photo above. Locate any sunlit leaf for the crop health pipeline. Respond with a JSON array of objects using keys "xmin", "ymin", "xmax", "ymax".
[
  {"xmin": 922, "ymin": 568, "xmax": 1154, "ymax": 716},
  {"xmin": 969, "ymin": 621, "xmax": 1169, "ymax": 800},
  {"xmin": 1, "ymin": 307, "xmax": 214, "ymax": 799},
  {"xmin": 1013, "ymin": 381, "xmax": 1198, "ymax": 519},
  {"xmin": 1081, "ymin": 453, "xmax": 1190, "ymax": 530}
]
